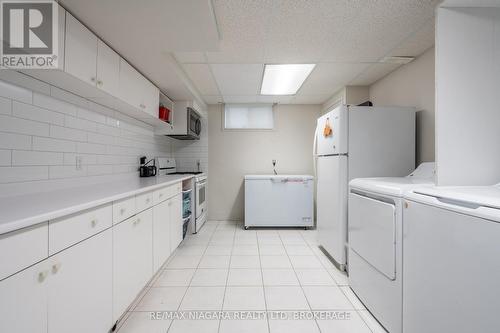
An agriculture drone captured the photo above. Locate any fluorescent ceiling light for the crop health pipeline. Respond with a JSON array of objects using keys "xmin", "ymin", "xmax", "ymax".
[{"xmin": 260, "ymin": 64, "xmax": 316, "ymax": 95}]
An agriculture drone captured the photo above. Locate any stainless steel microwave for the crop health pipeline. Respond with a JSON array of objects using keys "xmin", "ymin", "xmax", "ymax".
[{"xmin": 168, "ymin": 105, "xmax": 202, "ymax": 140}]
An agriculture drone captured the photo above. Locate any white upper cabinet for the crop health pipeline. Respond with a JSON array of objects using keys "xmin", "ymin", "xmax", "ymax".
[
  {"xmin": 96, "ymin": 40, "xmax": 120, "ymax": 97},
  {"xmin": 119, "ymin": 59, "xmax": 159, "ymax": 118},
  {"xmin": 142, "ymin": 77, "xmax": 160, "ymax": 118},
  {"xmin": 118, "ymin": 59, "xmax": 143, "ymax": 110},
  {"xmin": 64, "ymin": 13, "xmax": 98, "ymax": 87}
]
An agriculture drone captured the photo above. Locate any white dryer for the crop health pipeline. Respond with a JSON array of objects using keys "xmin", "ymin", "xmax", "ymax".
[
  {"xmin": 403, "ymin": 184, "xmax": 500, "ymax": 333},
  {"xmin": 347, "ymin": 163, "xmax": 435, "ymax": 333}
]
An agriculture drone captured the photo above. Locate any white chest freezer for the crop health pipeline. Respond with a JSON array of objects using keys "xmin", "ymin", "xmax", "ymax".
[{"xmin": 244, "ymin": 175, "xmax": 314, "ymax": 228}]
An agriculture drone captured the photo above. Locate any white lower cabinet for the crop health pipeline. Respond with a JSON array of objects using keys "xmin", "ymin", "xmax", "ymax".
[
  {"xmin": 153, "ymin": 200, "xmax": 171, "ymax": 272},
  {"xmin": 48, "ymin": 229, "xmax": 113, "ymax": 333},
  {"xmin": 0, "ymin": 181, "xmax": 185, "ymax": 332},
  {"xmin": 112, "ymin": 209, "xmax": 153, "ymax": 322},
  {"xmin": 170, "ymin": 194, "xmax": 183, "ymax": 251},
  {"xmin": 0, "ymin": 260, "xmax": 48, "ymax": 333},
  {"xmin": 0, "ymin": 229, "xmax": 112, "ymax": 333}
]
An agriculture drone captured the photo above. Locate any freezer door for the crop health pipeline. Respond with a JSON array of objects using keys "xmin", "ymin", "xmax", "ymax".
[
  {"xmin": 316, "ymin": 105, "xmax": 348, "ymax": 156},
  {"xmin": 317, "ymin": 155, "xmax": 348, "ymax": 266},
  {"xmin": 349, "ymin": 192, "xmax": 396, "ymax": 280}
]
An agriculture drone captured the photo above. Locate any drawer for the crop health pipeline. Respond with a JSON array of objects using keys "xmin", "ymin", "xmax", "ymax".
[
  {"xmin": 49, "ymin": 204, "xmax": 112, "ymax": 255},
  {"xmin": 136, "ymin": 191, "xmax": 154, "ymax": 213},
  {"xmin": 0, "ymin": 223, "xmax": 48, "ymax": 280},
  {"xmin": 113, "ymin": 196, "xmax": 136, "ymax": 224},
  {"xmin": 153, "ymin": 182, "xmax": 182, "ymax": 205}
]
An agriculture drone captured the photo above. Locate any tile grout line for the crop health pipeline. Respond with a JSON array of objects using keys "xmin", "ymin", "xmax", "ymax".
[
  {"xmin": 217, "ymin": 221, "xmax": 237, "ymax": 333},
  {"xmin": 165, "ymin": 222, "xmax": 213, "ymax": 333},
  {"xmin": 280, "ymin": 230, "xmax": 323, "ymax": 333},
  {"xmin": 256, "ymin": 228, "xmax": 271, "ymax": 333}
]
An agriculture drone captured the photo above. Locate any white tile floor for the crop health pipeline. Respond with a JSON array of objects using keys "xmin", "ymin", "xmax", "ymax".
[{"xmin": 117, "ymin": 221, "xmax": 387, "ymax": 333}]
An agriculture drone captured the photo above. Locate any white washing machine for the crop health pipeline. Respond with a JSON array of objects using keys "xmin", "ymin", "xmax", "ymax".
[
  {"xmin": 347, "ymin": 163, "xmax": 435, "ymax": 333},
  {"xmin": 403, "ymin": 184, "xmax": 500, "ymax": 333}
]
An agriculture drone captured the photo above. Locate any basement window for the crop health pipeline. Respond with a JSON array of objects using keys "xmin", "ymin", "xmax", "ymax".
[{"xmin": 224, "ymin": 104, "xmax": 274, "ymax": 130}]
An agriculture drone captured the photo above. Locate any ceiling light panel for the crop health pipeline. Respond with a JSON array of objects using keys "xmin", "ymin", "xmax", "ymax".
[{"xmin": 260, "ymin": 64, "xmax": 316, "ymax": 95}]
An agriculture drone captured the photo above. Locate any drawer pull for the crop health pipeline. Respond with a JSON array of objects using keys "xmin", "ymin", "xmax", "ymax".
[
  {"xmin": 120, "ymin": 208, "xmax": 126, "ymax": 215},
  {"xmin": 133, "ymin": 218, "xmax": 141, "ymax": 226},
  {"xmin": 52, "ymin": 263, "xmax": 61, "ymax": 274},
  {"xmin": 146, "ymin": 198, "xmax": 151, "ymax": 203},
  {"xmin": 159, "ymin": 193, "xmax": 164, "ymax": 198},
  {"xmin": 38, "ymin": 271, "xmax": 48, "ymax": 283},
  {"xmin": 91, "ymin": 219, "xmax": 97, "ymax": 227}
]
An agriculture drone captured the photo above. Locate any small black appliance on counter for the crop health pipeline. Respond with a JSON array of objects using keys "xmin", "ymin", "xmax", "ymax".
[{"xmin": 139, "ymin": 156, "xmax": 157, "ymax": 177}]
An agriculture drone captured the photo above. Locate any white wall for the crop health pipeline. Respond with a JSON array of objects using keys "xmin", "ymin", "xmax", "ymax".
[
  {"xmin": 0, "ymin": 75, "xmax": 207, "ymax": 196},
  {"xmin": 435, "ymin": 7, "xmax": 500, "ymax": 185},
  {"xmin": 208, "ymin": 104, "xmax": 321, "ymax": 221},
  {"xmin": 369, "ymin": 47, "xmax": 435, "ymax": 164}
]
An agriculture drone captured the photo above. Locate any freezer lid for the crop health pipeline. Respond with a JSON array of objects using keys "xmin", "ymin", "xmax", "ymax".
[
  {"xmin": 245, "ymin": 175, "xmax": 314, "ymax": 180},
  {"xmin": 316, "ymin": 105, "xmax": 348, "ymax": 156}
]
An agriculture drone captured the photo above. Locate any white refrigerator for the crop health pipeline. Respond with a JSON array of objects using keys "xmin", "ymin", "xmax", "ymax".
[{"xmin": 314, "ymin": 105, "xmax": 415, "ymax": 270}]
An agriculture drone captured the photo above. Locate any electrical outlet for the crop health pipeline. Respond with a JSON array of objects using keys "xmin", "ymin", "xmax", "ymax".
[{"xmin": 75, "ymin": 156, "xmax": 82, "ymax": 170}]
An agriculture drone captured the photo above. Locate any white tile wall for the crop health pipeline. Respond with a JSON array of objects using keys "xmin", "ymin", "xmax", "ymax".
[
  {"xmin": 171, "ymin": 117, "xmax": 209, "ymax": 174},
  {"xmin": 0, "ymin": 77, "xmax": 208, "ymax": 187}
]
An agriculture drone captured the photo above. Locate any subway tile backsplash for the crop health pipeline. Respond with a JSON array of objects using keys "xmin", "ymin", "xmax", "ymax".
[{"xmin": 0, "ymin": 75, "xmax": 208, "ymax": 189}]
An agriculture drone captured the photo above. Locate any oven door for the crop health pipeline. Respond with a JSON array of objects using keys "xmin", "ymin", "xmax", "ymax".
[
  {"xmin": 188, "ymin": 108, "xmax": 202, "ymax": 138},
  {"xmin": 196, "ymin": 179, "xmax": 206, "ymax": 218}
]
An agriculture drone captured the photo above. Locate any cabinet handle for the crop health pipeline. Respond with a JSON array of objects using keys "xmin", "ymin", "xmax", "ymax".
[
  {"xmin": 140, "ymin": 104, "xmax": 146, "ymax": 109},
  {"xmin": 133, "ymin": 218, "xmax": 141, "ymax": 226},
  {"xmin": 120, "ymin": 208, "xmax": 126, "ymax": 215},
  {"xmin": 97, "ymin": 80, "xmax": 103, "ymax": 86},
  {"xmin": 159, "ymin": 193, "xmax": 163, "ymax": 198},
  {"xmin": 91, "ymin": 219, "xmax": 98, "ymax": 227},
  {"xmin": 146, "ymin": 198, "xmax": 150, "ymax": 203},
  {"xmin": 91, "ymin": 77, "xmax": 96, "ymax": 82},
  {"xmin": 38, "ymin": 271, "xmax": 48, "ymax": 283},
  {"xmin": 52, "ymin": 263, "xmax": 61, "ymax": 274}
]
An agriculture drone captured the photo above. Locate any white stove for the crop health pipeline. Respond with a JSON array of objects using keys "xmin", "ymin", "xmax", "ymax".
[{"xmin": 156, "ymin": 158, "xmax": 207, "ymax": 234}]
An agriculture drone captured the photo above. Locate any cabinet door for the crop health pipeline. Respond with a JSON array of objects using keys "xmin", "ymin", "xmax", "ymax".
[
  {"xmin": 170, "ymin": 194, "xmax": 183, "ymax": 251},
  {"xmin": 142, "ymin": 78, "xmax": 160, "ymax": 117},
  {"xmin": 113, "ymin": 209, "xmax": 153, "ymax": 321},
  {"xmin": 64, "ymin": 13, "xmax": 98, "ymax": 86},
  {"xmin": 118, "ymin": 59, "xmax": 142, "ymax": 110},
  {"xmin": 96, "ymin": 40, "xmax": 120, "ymax": 97},
  {"xmin": 0, "ymin": 260, "xmax": 49, "ymax": 333},
  {"xmin": 153, "ymin": 200, "xmax": 171, "ymax": 272},
  {"xmin": 48, "ymin": 229, "xmax": 112, "ymax": 333}
]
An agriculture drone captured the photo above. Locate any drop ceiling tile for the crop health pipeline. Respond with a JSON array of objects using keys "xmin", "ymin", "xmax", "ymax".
[
  {"xmin": 390, "ymin": 19, "xmax": 435, "ymax": 57},
  {"xmin": 211, "ymin": 64, "xmax": 264, "ymax": 95},
  {"xmin": 182, "ymin": 64, "xmax": 220, "ymax": 95},
  {"xmin": 202, "ymin": 95, "xmax": 224, "ymax": 104},
  {"xmin": 349, "ymin": 63, "xmax": 402, "ymax": 86},
  {"xmin": 222, "ymin": 95, "xmax": 258, "ymax": 104},
  {"xmin": 174, "ymin": 52, "xmax": 207, "ymax": 64},
  {"xmin": 299, "ymin": 63, "xmax": 371, "ymax": 95},
  {"xmin": 290, "ymin": 94, "xmax": 331, "ymax": 105}
]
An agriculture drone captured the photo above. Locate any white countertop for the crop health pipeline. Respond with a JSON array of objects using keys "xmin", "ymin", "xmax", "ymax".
[{"xmin": 0, "ymin": 174, "xmax": 193, "ymax": 235}]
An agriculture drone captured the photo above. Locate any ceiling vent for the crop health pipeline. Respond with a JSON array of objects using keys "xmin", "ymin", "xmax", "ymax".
[{"xmin": 380, "ymin": 56, "xmax": 416, "ymax": 64}]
